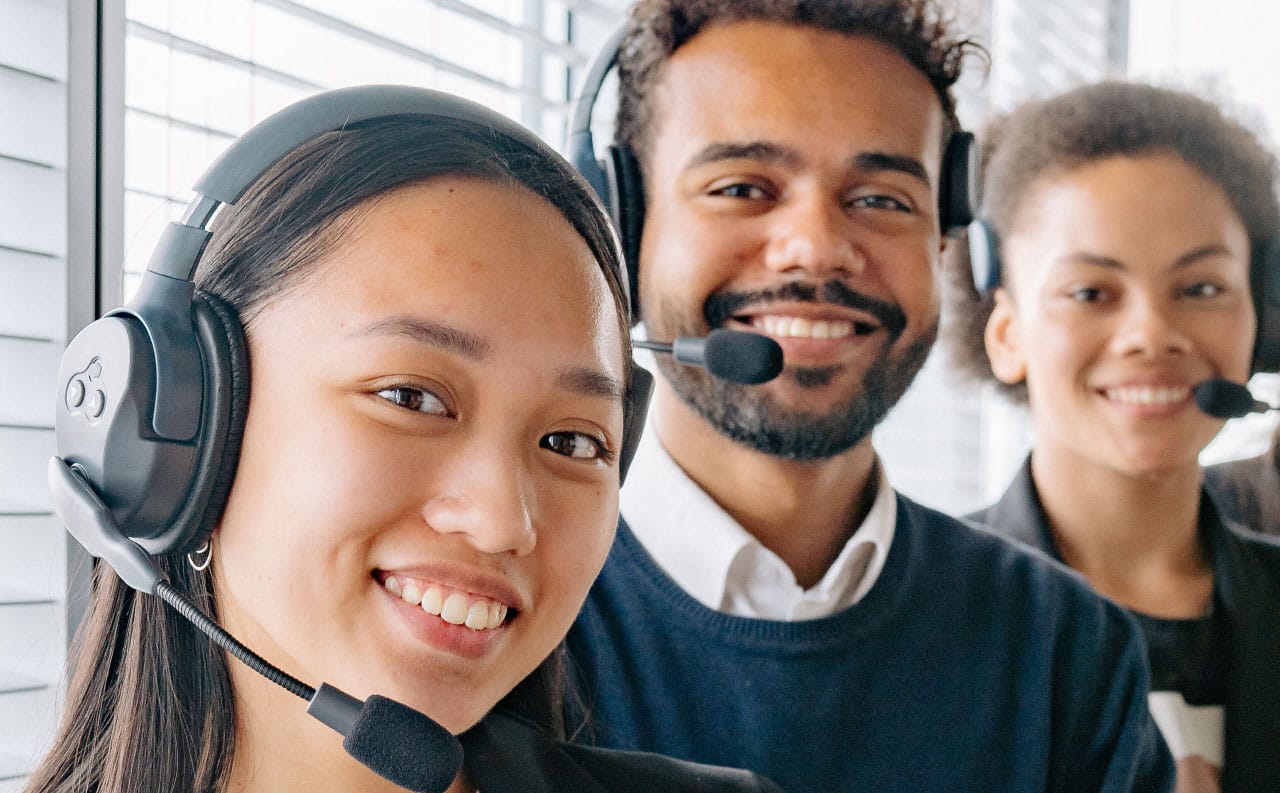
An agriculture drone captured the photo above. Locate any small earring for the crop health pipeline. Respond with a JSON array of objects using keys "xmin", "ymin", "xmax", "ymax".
[{"xmin": 187, "ymin": 541, "xmax": 213, "ymax": 572}]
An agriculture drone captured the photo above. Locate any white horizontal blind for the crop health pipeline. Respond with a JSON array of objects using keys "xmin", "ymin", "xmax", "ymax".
[
  {"xmin": 119, "ymin": 0, "xmax": 629, "ymax": 304},
  {"xmin": 0, "ymin": 0, "xmax": 71, "ymax": 788}
]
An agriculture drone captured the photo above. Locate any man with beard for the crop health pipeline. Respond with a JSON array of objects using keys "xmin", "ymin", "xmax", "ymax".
[{"xmin": 565, "ymin": 1, "xmax": 1173, "ymax": 791}]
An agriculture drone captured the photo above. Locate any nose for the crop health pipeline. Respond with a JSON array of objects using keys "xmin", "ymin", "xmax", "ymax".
[
  {"xmin": 1111, "ymin": 294, "xmax": 1192, "ymax": 359},
  {"xmin": 763, "ymin": 194, "xmax": 862, "ymax": 277},
  {"xmin": 420, "ymin": 451, "xmax": 537, "ymax": 557}
]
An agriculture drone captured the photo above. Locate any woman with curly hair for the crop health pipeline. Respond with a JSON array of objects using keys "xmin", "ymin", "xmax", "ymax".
[{"xmin": 946, "ymin": 81, "xmax": 1280, "ymax": 792}]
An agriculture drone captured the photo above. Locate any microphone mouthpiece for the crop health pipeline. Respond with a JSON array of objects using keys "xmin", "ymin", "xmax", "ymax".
[
  {"xmin": 634, "ymin": 330, "xmax": 784, "ymax": 384},
  {"xmin": 1192, "ymin": 378, "xmax": 1267, "ymax": 419},
  {"xmin": 309, "ymin": 684, "xmax": 463, "ymax": 793},
  {"xmin": 700, "ymin": 329, "xmax": 784, "ymax": 385}
]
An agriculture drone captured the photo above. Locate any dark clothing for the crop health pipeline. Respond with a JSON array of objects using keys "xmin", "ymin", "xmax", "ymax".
[
  {"xmin": 567, "ymin": 494, "xmax": 1174, "ymax": 793},
  {"xmin": 971, "ymin": 458, "xmax": 1280, "ymax": 793},
  {"xmin": 1204, "ymin": 445, "xmax": 1280, "ymax": 536},
  {"xmin": 460, "ymin": 710, "xmax": 782, "ymax": 793}
]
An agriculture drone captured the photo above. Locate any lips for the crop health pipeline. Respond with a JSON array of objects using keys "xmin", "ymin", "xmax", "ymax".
[{"xmin": 705, "ymin": 280, "xmax": 906, "ymax": 342}]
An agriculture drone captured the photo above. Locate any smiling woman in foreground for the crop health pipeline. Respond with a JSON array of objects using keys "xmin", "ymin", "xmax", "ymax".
[{"xmin": 27, "ymin": 88, "xmax": 780, "ymax": 793}]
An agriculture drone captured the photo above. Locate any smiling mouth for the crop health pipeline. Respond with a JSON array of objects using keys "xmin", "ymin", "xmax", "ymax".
[
  {"xmin": 741, "ymin": 314, "xmax": 880, "ymax": 339},
  {"xmin": 381, "ymin": 574, "xmax": 514, "ymax": 631}
]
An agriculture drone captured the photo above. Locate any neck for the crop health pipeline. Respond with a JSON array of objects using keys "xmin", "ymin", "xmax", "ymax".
[
  {"xmin": 225, "ymin": 667, "xmax": 469, "ymax": 793},
  {"xmin": 653, "ymin": 382, "xmax": 879, "ymax": 589},
  {"xmin": 1029, "ymin": 447, "xmax": 1213, "ymax": 618}
]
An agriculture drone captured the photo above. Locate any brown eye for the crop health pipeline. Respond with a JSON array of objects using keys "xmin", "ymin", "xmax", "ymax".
[
  {"xmin": 376, "ymin": 386, "xmax": 449, "ymax": 416},
  {"xmin": 712, "ymin": 183, "xmax": 769, "ymax": 200},
  {"xmin": 541, "ymin": 431, "xmax": 609, "ymax": 461},
  {"xmin": 1183, "ymin": 281, "xmax": 1224, "ymax": 298},
  {"xmin": 848, "ymin": 194, "xmax": 909, "ymax": 212}
]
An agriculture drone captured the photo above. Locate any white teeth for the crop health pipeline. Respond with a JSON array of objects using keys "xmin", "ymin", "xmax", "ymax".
[
  {"xmin": 465, "ymin": 601, "xmax": 490, "ymax": 629},
  {"xmin": 401, "ymin": 581, "xmax": 422, "ymax": 606},
  {"xmin": 421, "ymin": 587, "xmax": 443, "ymax": 616},
  {"xmin": 381, "ymin": 576, "xmax": 510, "ymax": 631},
  {"xmin": 1105, "ymin": 386, "xmax": 1189, "ymax": 406},
  {"xmin": 440, "ymin": 593, "xmax": 469, "ymax": 626},
  {"xmin": 752, "ymin": 315, "xmax": 855, "ymax": 339}
]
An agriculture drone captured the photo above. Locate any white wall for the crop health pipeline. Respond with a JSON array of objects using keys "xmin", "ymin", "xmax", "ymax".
[{"xmin": 0, "ymin": 1, "xmax": 72, "ymax": 787}]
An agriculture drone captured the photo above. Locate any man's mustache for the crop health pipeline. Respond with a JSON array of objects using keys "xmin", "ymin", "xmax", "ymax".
[{"xmin": 704, "ymin": 280, "xmax": 907, "ymax": 341}]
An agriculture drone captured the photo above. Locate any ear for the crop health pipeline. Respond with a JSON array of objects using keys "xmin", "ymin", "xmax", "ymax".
[{"xmin": 983, "ymin": 288, "xmax": 1027, "ymax": 385}]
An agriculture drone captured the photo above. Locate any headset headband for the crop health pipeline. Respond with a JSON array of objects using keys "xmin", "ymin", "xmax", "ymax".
[{"xmin": 566, "ymin": 25, "xmax": 626, "ymax": 202}]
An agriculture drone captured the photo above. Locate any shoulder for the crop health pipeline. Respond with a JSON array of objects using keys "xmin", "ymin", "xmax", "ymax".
[
  {"xmin": 896, "ymin": 494, "xmax": 1140, "ymax": 634},
  {"xmin": 463, "ymin": 710, "xmax": 782, "ymax": 793},
  {"xmin": 558, "ymin": 741, "xmax": 784, "ymax": 793}
]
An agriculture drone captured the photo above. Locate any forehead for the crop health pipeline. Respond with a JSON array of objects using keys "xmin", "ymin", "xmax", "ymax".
[
  {"xmin": 1014, "ymin": 154, "xmax": 1246, "ymax": 248},
  {"xmin": 299, "ymin": 177, "xmax": 624, "ymax": 367},
  {"xmin": 649, "ymin": 20, "xmax": 945, "ymax": 173}
]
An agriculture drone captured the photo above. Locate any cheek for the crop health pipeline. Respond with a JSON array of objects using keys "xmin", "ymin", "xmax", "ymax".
[
  {"xmin": 1212, "ymin": 310, "xmax": 1258, "ymax": 376},
  {"xmin": 878, "ymin": 243, "xmax": 940, "ymax": 323},
  {"xmin": 536, "ymin": 487, "xmax": 618, "ymax": 604},
  {"xmin": 1018, "ymin": 313, "xmax": 1096, "ymax": 391},
  {"xmin": 217, "ymin": 397, "xmax": 409, "ymax": 591}
]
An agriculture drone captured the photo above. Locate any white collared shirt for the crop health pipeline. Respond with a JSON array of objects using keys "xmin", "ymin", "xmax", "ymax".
[{"xmin": 620, "ymin": 425, "xmax": 896, "ymax": 620}]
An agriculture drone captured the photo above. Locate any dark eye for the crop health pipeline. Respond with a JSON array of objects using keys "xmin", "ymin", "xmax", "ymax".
[
  {"xmin": 541, "ymin": 430, "xmax": 609, "ymax": 461},
  {"xmin": 376, "ymin": 386, "xmax": 449, "ymax": 416},
  {"xmin": 848, "ymin": 194, "xmax": 910, "ymax": 212},
  {"xmin": 1068, "ymin": 286, "xmax": 1104, "ymax": 303},
  {"xmin": 1183, "ymin": 281, "xmax": 1224, "ymax": 298},
  {"xmin": 711, "ymin": 182, "xmax": 769, "ymax": 200}
]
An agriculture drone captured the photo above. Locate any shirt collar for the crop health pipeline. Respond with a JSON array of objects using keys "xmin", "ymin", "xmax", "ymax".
[{"xmin": 620, "ymin": 426, "xmax": 896, "ymax": 618}]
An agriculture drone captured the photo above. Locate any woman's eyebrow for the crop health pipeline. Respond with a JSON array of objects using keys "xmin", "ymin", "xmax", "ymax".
[
  {"xmin": 352, "ymin": 316, "xmax": 491, "ymax": 359},
  {"xmin": 1057, "ymin": 243, "xmax": 1236, "ymax": 272},
  {"xmin": 351, "ymin": 317, "xmax": 622, "ymax": 400},
  {"xmin": 559, "ymin": 367, "xmax": 625, "ymax": 402}
]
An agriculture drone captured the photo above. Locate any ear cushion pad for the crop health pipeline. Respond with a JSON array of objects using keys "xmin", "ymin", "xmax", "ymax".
[
  {"xmin": 1252, "ymin": 239, "xmax": 1280, "ymax": 373},
  {"xmin": 188, "ymin": 287, "xmax": 250, "ymax": 555}
]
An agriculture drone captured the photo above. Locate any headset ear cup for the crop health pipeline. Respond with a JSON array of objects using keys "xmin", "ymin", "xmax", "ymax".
[
  {"xmin": 939, "ymin": 131, "xmax": 978, "ymax": 231},
  {"xmin": 967, "ymin": 218, "xmax": 1001, "ymax": 297},
  {"xmin": 618, "ymin": 363, "xmax": 653, "ymax": 485},
  {"xmin": 124, "ymin": 290, "xmax": 249, "ymax": 556},
  {"xmin": 607, "ymin": 145, "xmax": 646, "ymax": 323},
  {"xmin": 1252, "ymin": 237, "xmax": 1280, "ymax": 372}
]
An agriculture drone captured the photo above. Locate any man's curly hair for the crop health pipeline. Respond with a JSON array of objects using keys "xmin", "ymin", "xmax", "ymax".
[
  {"xmin": 942, "ymin": 80, "xmax": 1280, "ymax": 403},
  {"xmin": 614, "ymin": 0, "xmax": 982, "ymax": 162}
]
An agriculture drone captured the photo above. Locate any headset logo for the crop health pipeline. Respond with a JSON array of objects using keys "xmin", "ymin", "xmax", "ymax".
[{"xmin": 65, "ymin": 357, "xmax": 107, "ymax": 423}]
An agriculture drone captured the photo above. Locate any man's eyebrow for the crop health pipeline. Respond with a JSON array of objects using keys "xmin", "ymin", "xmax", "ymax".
[
  {"xmin": 684, "ymin": 143, "xmax": 931, "ymax": 187},
  {"xmin": 559, "ymin": 367, "xmax": 626, "ymax": 402},
  {"xmin": 684, "ymin": 141, "xmax": 803, "ymax": 171},
  {"xmin": 851, "ymin": 152, "xmax": 930, "ymax": 186},
  {"xmin": 351, "ymin": 316, "xmax": 491, "ymax": 359}
]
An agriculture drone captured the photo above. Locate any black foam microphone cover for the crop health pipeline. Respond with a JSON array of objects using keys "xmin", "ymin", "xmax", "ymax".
[
  {"xmin": 1192, "ymin": 378, "xmax": 1266, "ymax": 419},
  {"xmin": 699, "ymin": 329, "xmax": 784, "ymax": 385},
  {"xmin": 344, "ymin": 695, "xmax": 464, "ymax": 793}
]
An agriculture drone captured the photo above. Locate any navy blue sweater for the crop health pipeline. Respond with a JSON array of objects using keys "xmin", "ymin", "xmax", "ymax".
[{"xmin": 568, "ymin": 494, "xmax": 1173, "ymax": 792}]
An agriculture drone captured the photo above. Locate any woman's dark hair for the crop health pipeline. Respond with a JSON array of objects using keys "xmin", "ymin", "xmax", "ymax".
[
  {"xmin": 616, "ymin": 0, "xmax": 984, "ymax": 161},
  {"xmin": 25, "ymin": 114, "xmax": 631, "ymax": 793},
  {"xmin": 943, "ymin": 80, "xmax": 1280, "ymax": 403}
]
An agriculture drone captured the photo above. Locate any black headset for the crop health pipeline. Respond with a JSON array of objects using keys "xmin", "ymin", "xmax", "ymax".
[
  {"xmin": 967, "ymin": 218, "xmax": 1280, "ymax": 373},
  {"xmin": 51, "ymin": 85, "xmax": 654, "ymax": 559},
  {"xmin": 566, "ymin": 24, "xmax": 981, "ymax": 323}
]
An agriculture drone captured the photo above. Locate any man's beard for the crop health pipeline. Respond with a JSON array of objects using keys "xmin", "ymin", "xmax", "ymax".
[{"xmin": 647, "ymin": 281, "xmax": 937, "ymax": 461}]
